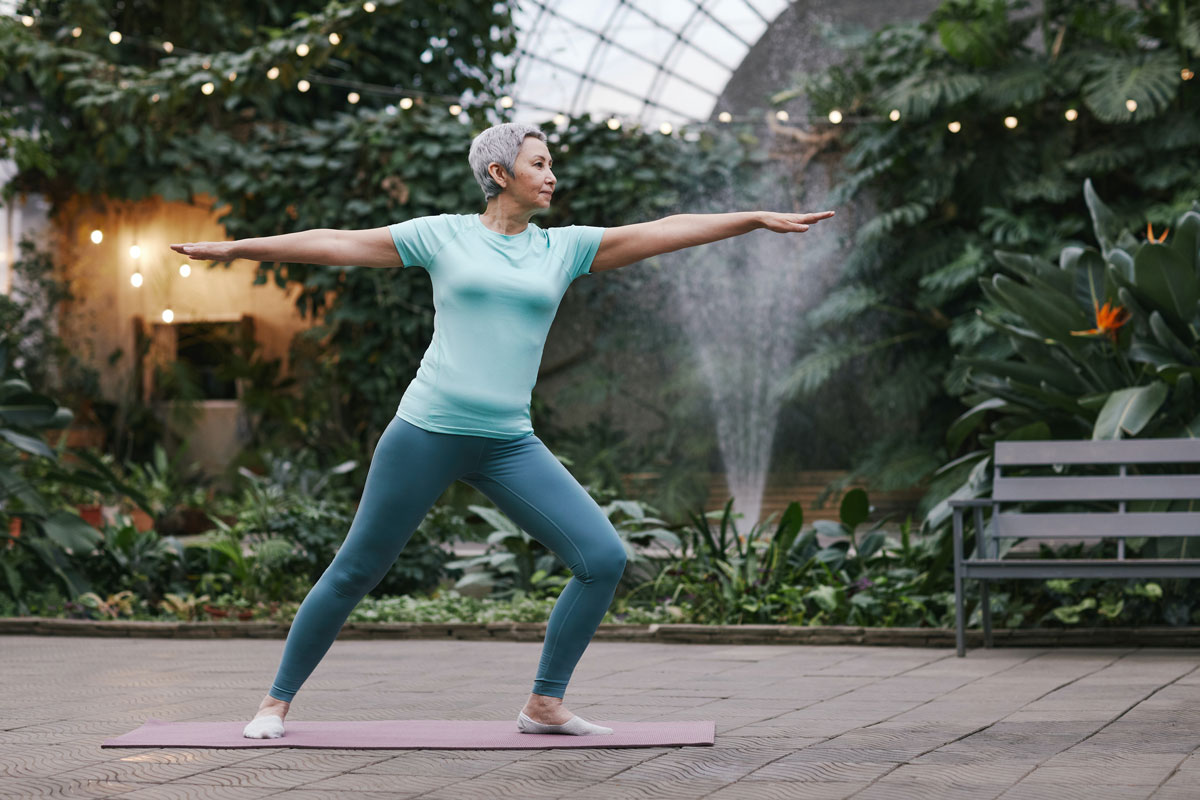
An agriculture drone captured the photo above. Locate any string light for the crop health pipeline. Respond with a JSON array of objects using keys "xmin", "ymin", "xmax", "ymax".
[
  {"xmin": 179, "ymin": 264, "xmax": 190, "ymax": 277},
  {"xmin": 659, "ymin": 122, "xmax": 672, "ymax": 134},
  {"xmin": 162, "ymin": 309, "xmax": 174, "ymax": 323},
  {"xmin": 1182, "ymin": 68, "xmax": 1194, "ymax": 80},
  {"xmin": 90, "ymin": 230, "xmax": 103, "ymax": 244},
  {"xmin": 131, "ymin": 272, "xmax": 143, "ymax": 288},
  {"xmin": 130, "ymin": 245, "xmax": 141, "ymax": 259},
  {"xmin": 18, "ymin": 10, "xmax": 1174, "ymax": 136}
]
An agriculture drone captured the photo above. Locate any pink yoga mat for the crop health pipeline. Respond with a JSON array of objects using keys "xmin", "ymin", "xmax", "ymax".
[{"xmin": 102, "ymin": 718, "xmax": 715, "ymax": 749}]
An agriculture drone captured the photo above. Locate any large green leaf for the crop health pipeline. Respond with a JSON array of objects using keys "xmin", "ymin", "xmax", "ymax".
[
  {"xmin": 1092, "ymin": 381, "xmax": 1169, "ymax": 439},
  {"xmin": 1084, "ymin": 178, "xmax": 1122, "ymax": 258},
  {"xmin": 1070, "ymin": 248, "xmax": 1110, "ymax": 317},
  {"xmin": 39, "ymin": 510, "xmax": 103, "ymax": 554},
  {"xmin": 1083, "ymin": 51, "xmax": 1180, "ymax": 123},
  {"xmin": 1134, "ymin": 243, "xmax": 1198, "ymax": 329}
]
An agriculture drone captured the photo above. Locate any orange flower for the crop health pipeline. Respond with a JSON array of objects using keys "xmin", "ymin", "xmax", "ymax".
[
  {"xmin": 1070, "ymin": 300, "xmax": 1131, "ymax": 343},
  {"xmin": 1147, "ymin": 222, "xmax": 1170, "ymax": 243}
]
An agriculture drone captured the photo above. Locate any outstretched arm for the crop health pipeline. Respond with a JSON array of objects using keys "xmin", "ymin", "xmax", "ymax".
[{"xmin": 590, "ymin": 210, "xmax": 835, "ymax": 272}]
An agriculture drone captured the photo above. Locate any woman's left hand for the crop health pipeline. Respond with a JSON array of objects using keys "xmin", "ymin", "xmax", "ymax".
[{"xmin": 758, "ymin": 210, "xmax": 835, "ymax": 233}]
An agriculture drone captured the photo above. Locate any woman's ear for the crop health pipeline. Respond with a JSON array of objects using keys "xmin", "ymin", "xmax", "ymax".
[{"xmin": 488, "ymin": 162, "xmax": 508, "ymax": 190}]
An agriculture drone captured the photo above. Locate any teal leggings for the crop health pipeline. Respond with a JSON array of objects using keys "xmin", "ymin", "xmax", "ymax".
[{"xmin": 267, "ymin": 415, "xmax": 628, "ymax": 702}]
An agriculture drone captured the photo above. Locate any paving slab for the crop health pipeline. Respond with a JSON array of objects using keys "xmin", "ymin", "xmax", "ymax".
[{"xmin": 0, "ymin": 635, "xmax": 1197, "ymax": 799}]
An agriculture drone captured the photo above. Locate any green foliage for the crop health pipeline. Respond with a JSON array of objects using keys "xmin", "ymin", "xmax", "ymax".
[{"xmin": 777, "ymin": 0, "xmax": 1200, "ymax": 507}]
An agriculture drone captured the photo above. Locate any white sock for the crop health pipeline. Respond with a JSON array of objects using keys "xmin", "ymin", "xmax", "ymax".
[
  {"xmin": 243, "ymin": 714, "xmax": 285, "ymax": 739},
  {"xmin": 517, "ymin": 711, "xmax": 613, "ymax": 736}
]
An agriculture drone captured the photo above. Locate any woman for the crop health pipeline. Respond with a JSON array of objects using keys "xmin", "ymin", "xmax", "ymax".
[{"xmin": 171, "ymin": 122, "xmax": 833, "ymax": 739}]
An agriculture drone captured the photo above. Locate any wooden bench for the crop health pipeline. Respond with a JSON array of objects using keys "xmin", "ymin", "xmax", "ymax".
[{"xmin": 951, "ymin": 438, "xmax": 1200, "ymax": 657}]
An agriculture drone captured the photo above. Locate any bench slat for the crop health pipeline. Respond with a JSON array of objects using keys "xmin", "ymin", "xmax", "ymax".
[
  {"xmin": 993, "ymin": 512, "xmax": 1200, "ymax": 538},
  {"xmin": 961, "ymin": 558, "xmax": 1200, "ymax": 579},
  {"xmin": 994, "ymin": 475, "xmax": 1200, "ymax": 501},
  {"xmin": 995, "ymin": 438, "xmax": 1200, "ymax": 465}
]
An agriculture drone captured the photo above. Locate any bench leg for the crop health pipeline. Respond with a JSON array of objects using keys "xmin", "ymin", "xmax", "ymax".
[
  {"xmin": 981, "ymin": 579, "xmax": 992, "ymax": 649},
  {"xmin": 953, "ymin": 510, "xmax": 965, "ymax": 657}
]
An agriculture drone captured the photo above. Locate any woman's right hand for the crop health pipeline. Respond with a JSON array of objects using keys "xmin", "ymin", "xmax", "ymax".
[{"xmin": 169, "ymin": 241, "xmax": 238, "ymax": 260}]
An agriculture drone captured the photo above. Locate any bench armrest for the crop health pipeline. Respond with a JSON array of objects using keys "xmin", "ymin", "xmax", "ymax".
[{"xmin": 949, "ymin": 498, "xmax": 993, "ymax": 508}]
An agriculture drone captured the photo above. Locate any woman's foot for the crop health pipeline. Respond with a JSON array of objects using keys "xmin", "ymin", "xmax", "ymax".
[
  {"xmin": 243, "ymin": 694, "xmax": 290, "ymax": 739},
  {"xmin": 520, "ymin": 693, "xmax": 573, "ymax": 725},
  {"xmin": 517, "ymin": 693, "xmax": 613, "ymax": 735}
]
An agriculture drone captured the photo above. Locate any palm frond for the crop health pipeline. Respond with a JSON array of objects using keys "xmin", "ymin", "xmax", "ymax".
[
  {"xmin": 917, "ymin": 242, "xmax": 988, "ymax": 303},
  {"xmin": 857, "ymin": 202, "xmax": 931, "ymax": 244},
  {"xmin": 806, "ymin": 283, "xmax": 886, "ymax": 328},
  {"xmin": 1082, "ymin": 51, "xmax": 1180, "ymax": 123},
  {"xmin": 977, "ymin": 61, "xmax": 1051, "ymax": 108},
  {"xmin": 879, "ymin": 70, "xmax": 988, "ymax": 121}
]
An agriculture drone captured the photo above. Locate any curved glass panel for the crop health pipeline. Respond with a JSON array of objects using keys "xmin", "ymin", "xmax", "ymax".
[{"xmin": 506, "ymin": 0, "xmax": 789, "ymax": 127}]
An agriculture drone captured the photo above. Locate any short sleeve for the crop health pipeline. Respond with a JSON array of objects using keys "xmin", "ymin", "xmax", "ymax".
[
  {"xmin": 550, "ymin": 225, "xmax": 606, "ymax": 282},
  {"xmin": 388, "ymin": 215, "xmax": 453, "ymax": 270}
]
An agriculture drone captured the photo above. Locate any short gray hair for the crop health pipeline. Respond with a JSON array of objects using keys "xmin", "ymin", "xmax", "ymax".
[{"xmin": 468, "ymin": 123, "xmax": 548, "ymax": 200}]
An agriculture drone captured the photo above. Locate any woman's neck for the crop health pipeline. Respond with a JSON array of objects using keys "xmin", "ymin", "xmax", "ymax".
[{"xmin": 479, "ymin": 197, "xmax": 537, "ymax": 235}]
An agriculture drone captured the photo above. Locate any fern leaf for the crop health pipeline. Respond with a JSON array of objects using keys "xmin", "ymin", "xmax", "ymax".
[
  {"xmin": 807, "ymin": 284, "xmax": 886, "ymax": 328},
  {"xmin": 978, "ymin": 61, "xmax": 1050, "ymax": 108},
  {"xmin": 880, "ymin": 70, "xmax": 988, "ymax": 120}
]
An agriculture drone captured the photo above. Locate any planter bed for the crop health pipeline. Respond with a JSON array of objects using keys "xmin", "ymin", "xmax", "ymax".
[{"xmin": 1, "ymin": 617, "xmax": 1198, "ymax": 648}]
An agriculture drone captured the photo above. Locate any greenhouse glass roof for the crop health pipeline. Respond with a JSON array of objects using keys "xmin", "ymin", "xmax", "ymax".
[{"xmin": 505, "ymin": 0, "xmax": 791, "ymax": 127}]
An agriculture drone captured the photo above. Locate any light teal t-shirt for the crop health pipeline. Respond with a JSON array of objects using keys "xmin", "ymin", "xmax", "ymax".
[{"xmin": 388, "ymin": 213, "xmax": 605, "ymax": 439}]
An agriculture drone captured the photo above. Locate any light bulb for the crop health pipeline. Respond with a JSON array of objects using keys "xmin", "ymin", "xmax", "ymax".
[
  {"xmin": 1125, "ymin": 98, "xmax": 1137, "ymax": 112},
  {"xmin": 659, "ymin": 122, "xmax": 672, "ymax": 135},
  {"xmin": 21, "ymin": 16, "xmax": 33, "ymax": 26},
  {"xmin": 500, "ymin": 95, "xmax": 514, "ymax": 108},
  {"xmin": 553, "ymin": 113, "xmax": 567, "ymax": 127},
  {"xmin": 775, "ymin": 110, "xmax": 789, "ymax": 121},
  {"xmin": 72, "ymin": 27, "xmax": 82, "ymax": 37},
  {"xmin": 607, "ymin": 117, "xmax": 621, "ymax": 130},
  {"xmin": 889, "ymin": 109, "xmax": 901, "ymax": 121},
  {"xmin": 179, "ymin": 264, "xmax": 190, "ymax": 277},
  {"xmin": 109, "ymin": 31, "xmax": 121, "ymax": 44},
  {"xmin": 201, "ymin": 82, "xmax": 215, "ymax": 95},
  {"xmin": 1004, "ymin": 116, "xmax": 1018, "ymax": 128},
  {"xmin": 130, "ymin": 245, "xmax": 141, "ymax": 259},
  {"xmin": 828, "ymin": 109, "xmax": 843, "ymax": 124},
  {"xmin": 162, "ymin": 309, "xmax": 174, "ymax": 323},
  {"xmin": 151, "ymin": 93, "xmax": 160, "ymax": 103},
  {"xmin": 1065, "ymin": 108, "xmax": 1078, "ymax": 121},
  {"xmin": 399, "ymin": 97, "xmax": 414, "ymax": 109},
  {"xmin": 90, "ymin": 230, "xmax": 103, "ymax": 244},
  {"xmin": 267, "ymin": 67, "xmax": 280, "ymax": 80},
  {"xmin": 227, "ymin": 71, "xmax": 237, "ymax": 82},
  {"xmin": 718, "ymin": 111, "xmax": 732, "ymax": 123},
  {"xmin": 329, "ymin": 33, "xmax": 341, "ymax": 45},
  {"xmin": 297, "ymin": 43, "xmax": 310, "ymax": 57},
  {"xmin": 162, "ymin": 41, "xmax": 173, "ymax": 53},
  {"xmin": 449, "ymin": 104, "xmax": 462, "ymax": 115},
  {"xmin": 131, "ymin": 272, "xmax": 143, "ymax": 288},
  {"xmin": 948, "ymin": 121, "xmax": 962, "ymax": 133},
  {"xmin": 1183, "ymin": 68, "xmax": 1195, "ymax": 81},
  {"xmin": 363, "ymin": 1, "xmax": 377, "ymax": 10},
  {"xmin": 348, "ymin": 92, "xmax": 360, "ymax": 104},
  {"xmin": 298, "ymin": 80, "xmax": 311, "ymax": 92}
]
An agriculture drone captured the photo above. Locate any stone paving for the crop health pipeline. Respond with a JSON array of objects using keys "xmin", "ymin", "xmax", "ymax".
[{"xmin": 1, "ymin": 635, "xmax": 1198, "ymax": 799}]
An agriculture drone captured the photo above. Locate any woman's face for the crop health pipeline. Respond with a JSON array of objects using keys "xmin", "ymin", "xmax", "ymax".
[{"xmin": 491, "ymin": 136, "xmax": 556, "ymax": 210}]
